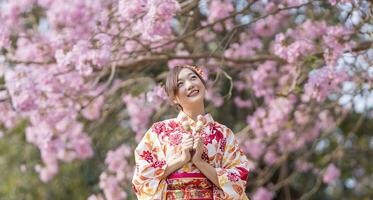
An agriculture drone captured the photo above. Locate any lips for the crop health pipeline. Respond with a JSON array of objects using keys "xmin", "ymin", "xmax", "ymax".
[{"xmin": 187, "ymin": 89, "xmax": 199, "ymax": 97}]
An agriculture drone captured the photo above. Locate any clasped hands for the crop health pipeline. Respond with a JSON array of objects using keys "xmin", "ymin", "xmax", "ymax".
[{"xmin": 180, "ymin": 134, "xmax": 205, "ymax": 165}]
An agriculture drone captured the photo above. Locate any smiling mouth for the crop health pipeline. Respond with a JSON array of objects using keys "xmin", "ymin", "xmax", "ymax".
[{"xmin": 187, "ymin": 89, "xmax": 199, "ymax": 97}]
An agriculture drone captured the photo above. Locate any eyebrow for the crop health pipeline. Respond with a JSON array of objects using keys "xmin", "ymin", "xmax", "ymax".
[{"xmin": 178, "ymin": 72, "xmax": 195, "ymax": 82}]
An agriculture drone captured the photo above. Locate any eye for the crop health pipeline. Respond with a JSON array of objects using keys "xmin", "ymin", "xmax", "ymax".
[
  {"xmin": 191, "ymin": 75, "xmax": 197, "ymax": 80},
  {"xmin": 177, "ymin": 82, "xmax": 183, "ymax": 88}
]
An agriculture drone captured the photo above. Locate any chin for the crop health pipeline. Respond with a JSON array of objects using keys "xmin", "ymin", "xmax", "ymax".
[{"xmin": 185, "ymin": 94, "xmax": 204, "ymax": 104}]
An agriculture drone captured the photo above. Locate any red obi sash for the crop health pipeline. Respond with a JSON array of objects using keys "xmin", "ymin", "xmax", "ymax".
[{"xmin": 166, "ymin": 172, "xmax": 214, "ymax": 200}]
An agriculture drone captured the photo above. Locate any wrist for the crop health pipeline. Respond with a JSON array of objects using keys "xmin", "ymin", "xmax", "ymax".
[
  {"xmin": 180, "ymin": 157, "xmax": 188, "ymax": 165},
  {"xmin": 192, "ymin": 156, "xmax": 204, "ymax": 165},
  {"xmin": 180, "ymin": 152, "xmax": 190, "ymax": 164}
]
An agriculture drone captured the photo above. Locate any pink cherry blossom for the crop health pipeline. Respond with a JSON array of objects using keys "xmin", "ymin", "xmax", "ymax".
[
  {"xmin": 0, "ymin": 0, "xmax": 370, "ymax": 197},
  {"xmin": 272, "ymin": 32, "xmax": 316, "ymax": 63},
  {"xmin": 0, "ymin": 26, "xmax": 10, "ymax": 49},
  {"xmin": 323, "ymin": 163, "xmax": 341, "ymax": 184},
  {"xmin": 105, "ymin": 144, "xmax": 132, "ymax": 173},
  {"xmin": 253, "ymin": 15, "xmax": 282, "ymax": 37},
  {"xmin": 0, "ymin": 102, "xmax": 19, "ymax": 129},
  {"xmin": 264, "ymin": 150, "xmax": 279, "ymax": 166},
  {"xmin": 82, "ymin": 95, "xmax": 105, "ymax": 120},
  {"xmin": 224, "ymin": 35, "xmax": 263, "ymax": 59},
  {"xmin": 118, "ymin": 0, "xmax": 149, "ymax": 20},
  {"xmin": 252, "ymin": 187, "xmax": 275, "ymax": 200},
  {"xmin": 146, "ymin": 85, "xmax": 168, "ymax": 108},
  {"xmin": 136, "ymin": 0, "xmax": 180, "ymax": 41},
  {"xmin": 243, "ymin": 140, "xmax": 265, "ymax": 160},
  {"xmin": 234, "ymin": 96, "xmax": 252, "ymax": 108},
  {"xmin": 88, "ymin": 194, "xmax": 105, "ymax": 200},
  {"xmin": 207, "ymin": 0, "xmax": 234, "ymax": 23},
  {"xmin": 95, "ymin": 144, "xmax": 134, "ymax": 200},
  {"xmin": 99, "ymin": 174, "xmax": 128, "ymax": 200},
  {"xmin": 303, "ymin": 66, "xmax": 350, "ymax": 103},
  {"xmin": 123, "ymin": 94, "xmax": 154, "ymax": 140},
  {"xmin": 295, "ymin": 160, "xmax": 313, "ymax": 172},
  {"xmin": 205, "ymin": 86, "xmax": 224, "ymax": 107},
  {"xmin": 329, "ymin": 0, "xmax": 354, "ymax": 5},
  {"xmin": 168, "ymin": 50, "xmax": 194, "ymax": 68}
]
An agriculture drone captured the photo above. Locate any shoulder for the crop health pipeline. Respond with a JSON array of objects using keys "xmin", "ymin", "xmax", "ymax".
[
  {"xmin": 152, "ymin": 118, "xmax": 177, "ymax": 126},
  {"xmin": 208, "ymin": 121, "xmax": 234, "ymax": 138},
  {"xmin": 136, "ymin": 118, "xmax": 179, "ymax": 148},
  {"xmin": 150, "ymin": 118, "xmax": 181, "ymax": 136}
]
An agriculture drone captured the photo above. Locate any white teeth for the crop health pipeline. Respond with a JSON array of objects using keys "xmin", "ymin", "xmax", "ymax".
[{"xmin": 188, "ymin": 90, "xmax": 199, "ymax": 97}]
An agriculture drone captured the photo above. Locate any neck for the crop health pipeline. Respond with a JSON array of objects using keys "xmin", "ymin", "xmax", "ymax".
[{"xmin": 182, "ymin": 103, "xmax": 205, "ymax": 122}]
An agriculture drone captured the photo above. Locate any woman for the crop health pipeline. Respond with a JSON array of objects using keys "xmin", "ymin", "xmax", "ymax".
[{"xmin": 132, "ymin": 65, "xmax": 251, "ymax": 200}]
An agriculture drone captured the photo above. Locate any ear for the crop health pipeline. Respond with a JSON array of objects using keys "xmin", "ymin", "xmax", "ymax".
[{"xmin": 172, "ymin": 97, "xmax": 178, "ymax": 105}]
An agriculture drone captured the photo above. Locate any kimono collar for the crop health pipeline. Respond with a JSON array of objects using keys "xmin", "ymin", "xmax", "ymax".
[{"xmin": 176, "ymin": 111, "xmax": 214, "ymax": 127}]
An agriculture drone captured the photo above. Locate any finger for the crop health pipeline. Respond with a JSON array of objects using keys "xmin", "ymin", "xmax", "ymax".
[
  {"xmin": 185, "ymin": 146, "xmax": 193, "ymax": 151},
  {"xmin": 185, "ymin": 141, "xmax": 194, "ymax": 146},
  {"xmin": 195, "ymin": 139, "xmax": 202, "ymax": 146},
  {"xmin": 185, "ymin": 139, "xmax": 193, "ymax": 143},
  {"xmin": 182, "ymin": 138, "xmax": 193, "ymax": 143},
  {"xmin": 186, "ymin": 140, "xmax": 194, "ymax": 145},
  {"xmin": 185, "ymin": 136, "xmax": 194, "ymax": 140},
  {"xmin": 183, "ymin": 147, "xmax": 190, "ymax": 151},
  {"xmin": 184, "ymin": 144, "xmax": 193, "ymax": 149},
  {"xmin": 185, "ymin": 138, "xmax": 194, "ymax": 143},
  {"xmin": 183, "ymin": 143, "xmax": 192, "ymax": 148},
  {"xmin": 193, "ymin": 141, "xmax": 201, "ymax": 149},
  {"xmin": 184, "ymin": 135, "xmax": 193, "ymax": 140},
  {"xmin": 185, "ymin": 142, "xmax": 194, "ymax": 147}
]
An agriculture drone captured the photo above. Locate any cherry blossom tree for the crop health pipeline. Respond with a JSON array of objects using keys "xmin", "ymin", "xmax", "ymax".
[{"xmin": 0, "ymin": 0, "xmax": 372, "ymax": 199}]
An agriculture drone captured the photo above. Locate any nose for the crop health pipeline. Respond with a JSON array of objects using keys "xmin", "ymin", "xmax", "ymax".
[{"xmin": 185, "ymin": 80, "xmax": 195, "ymax": 91}]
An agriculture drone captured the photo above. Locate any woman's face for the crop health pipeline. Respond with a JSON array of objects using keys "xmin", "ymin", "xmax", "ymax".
[{"xmin": 174, "ymin": 68, "xmax": 206, "ymax": 109}]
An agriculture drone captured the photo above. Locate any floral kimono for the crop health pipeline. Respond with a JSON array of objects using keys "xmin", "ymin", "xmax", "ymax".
[{"xmin": 132, "ymin": 112, "xmax": 251, "ymax": 200}]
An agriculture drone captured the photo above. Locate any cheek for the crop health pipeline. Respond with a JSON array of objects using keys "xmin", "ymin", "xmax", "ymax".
[
  {"xmin": 200, "ymin": 87, "xmax": 206, "ymax": 97},
  {"xmin": 196, "ymin": 80, "xmax": 205, "ymax": 91},
  {"xmin": 197, "ymin": 79, "xmax": 205, "ymax": 88},
  {"xmin": 176, "ymin": 87, "xmax": 187, "ymax": 98}
]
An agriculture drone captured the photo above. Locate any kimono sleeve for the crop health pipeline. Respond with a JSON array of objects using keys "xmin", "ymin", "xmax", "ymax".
[
  {"xmin": 131, "ymin": 126, "xmax": 168, "ymax": 199},
  {"xmin": 215, "ymin": 127, "xmax": 250, "ymax": 199}
]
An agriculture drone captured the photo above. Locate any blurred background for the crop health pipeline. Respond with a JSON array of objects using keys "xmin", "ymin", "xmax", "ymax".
[{"xmin": 0, "ymin": 0, "xmax": 372, "ymax": 199}]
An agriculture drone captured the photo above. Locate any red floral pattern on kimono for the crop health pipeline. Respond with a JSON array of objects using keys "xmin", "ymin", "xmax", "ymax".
[{"xmin": 132, "ymin": 112, "xmax": 251, "ymax": 200}]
